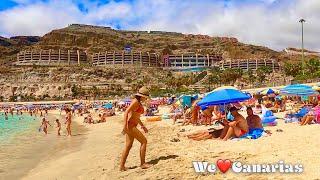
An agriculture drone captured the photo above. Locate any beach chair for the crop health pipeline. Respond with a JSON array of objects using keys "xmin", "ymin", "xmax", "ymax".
[{"xmin": 287, "ymin": 107, "xmax": 309, "ymax": 119}]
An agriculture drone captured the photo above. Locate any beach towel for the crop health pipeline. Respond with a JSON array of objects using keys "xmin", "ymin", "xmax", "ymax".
[
  {"xmin": 239, "ymin": 128, "xmax": 264, "ymax": 139},
  {"xmin": 146, "ymin": 116, "xmax": 162, "ymax": 122}
]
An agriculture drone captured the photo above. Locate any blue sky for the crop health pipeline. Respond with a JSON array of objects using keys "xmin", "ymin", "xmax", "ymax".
[{"xmin": 0, "ymin": 0, "xmax": 319, "ymax": 51}]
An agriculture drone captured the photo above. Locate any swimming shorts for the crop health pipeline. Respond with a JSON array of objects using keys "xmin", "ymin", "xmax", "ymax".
[{"xmin": 238, "ymin": 129, "xmax": 247, "ymax": 137}]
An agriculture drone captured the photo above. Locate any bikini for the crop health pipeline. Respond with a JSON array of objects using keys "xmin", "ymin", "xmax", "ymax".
[
  {"xmin": 238, "ymin": 129, "xmax": 248, "ymax": 137},
  {"xmin": 128, "ymin": 103, "xmax": 144, "ymax": 128}
]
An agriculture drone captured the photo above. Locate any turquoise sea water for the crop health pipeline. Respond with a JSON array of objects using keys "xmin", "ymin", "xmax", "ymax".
[{"xmin": 0, "ymin": 113, "xmax": 38, "ymax": 144}]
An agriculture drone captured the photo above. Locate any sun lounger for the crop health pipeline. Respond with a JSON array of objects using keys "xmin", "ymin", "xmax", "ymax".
[{"xmin": 288, "ymin": 107, "xmax": 309, "ymax": 119}]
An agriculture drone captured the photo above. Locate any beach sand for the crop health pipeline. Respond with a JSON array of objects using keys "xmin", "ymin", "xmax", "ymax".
[{"xmin": 22, "ymin": 108, "xmax": 320, "ymax": 180}]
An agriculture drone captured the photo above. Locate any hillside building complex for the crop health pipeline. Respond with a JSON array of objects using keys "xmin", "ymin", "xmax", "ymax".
[
  {"xmin": 162, "ymin": 53, "xmax": 223, "ymax": 69},
  {"xmin": 219, "ymin": 59, "xmax": 280, "ymax": 71},
  {"xmin": 92, "ymin": 51, "xmax": 160, "ymax": 67},
  {"xmin": 15, "ymin": 49, "xmax": 281, "ymax": 72},
  {"xmin": 16, "ymin": 49, "xmax": 87, "ymax": 65}
]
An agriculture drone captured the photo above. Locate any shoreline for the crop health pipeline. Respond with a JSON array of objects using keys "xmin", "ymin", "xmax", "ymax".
[
  {"xmin": 0, "ymin": 111, "xmax": 87, "ymax": 180},
  {"xmin": 22, "ymin": 112, "xmax": 125, "ymax": 180}
]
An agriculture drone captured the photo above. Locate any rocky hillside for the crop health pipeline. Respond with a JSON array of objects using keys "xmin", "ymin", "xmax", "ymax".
[
  {"xmin": 0, "ymin": 65, "xmax": 172, "ymax": 101},
  {"xmin": 0, "ymin": 36, "xmax": 40, "ymax": 64},
  {"xmin": 22, "ymin": 24, "xmax": 280, "ymax": 61},
  {"xmin": 2, "ymin": 24, "xmax": 316, "ymax": 64}
]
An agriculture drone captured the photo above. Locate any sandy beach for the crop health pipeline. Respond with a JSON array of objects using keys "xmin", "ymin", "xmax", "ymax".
[
  {"xmin": 18, "ymin": 107, "xmax": 320, "ymax": 180},
  {"xmin": 0, "ymin": 112, "xmax": 87, "ymax": 180}
]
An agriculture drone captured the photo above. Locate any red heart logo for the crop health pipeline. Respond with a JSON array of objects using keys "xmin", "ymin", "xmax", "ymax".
[{"xmin": 216, "ymin": 159, "xmax": 232, "ymax": 173}]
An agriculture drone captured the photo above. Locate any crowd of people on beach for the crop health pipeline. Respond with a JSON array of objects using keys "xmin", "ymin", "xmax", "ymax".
[{"xmin": 1, "ymin": 84, "xmax": 320, "ymax": 172}]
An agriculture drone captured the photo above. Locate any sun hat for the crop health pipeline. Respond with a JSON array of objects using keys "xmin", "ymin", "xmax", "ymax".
[{"xmin": 135, "ymin": 86, "xmax": 150, "ymax": 98}]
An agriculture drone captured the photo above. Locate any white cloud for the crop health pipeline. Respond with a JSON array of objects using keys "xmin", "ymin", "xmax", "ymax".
[
  {"xmin": 0, "ymin": 0, "xmax": 319, "ymax": 51},
  {"xmin": 0, "ymin": 1, "xmax": 85, "ymax": 36}
]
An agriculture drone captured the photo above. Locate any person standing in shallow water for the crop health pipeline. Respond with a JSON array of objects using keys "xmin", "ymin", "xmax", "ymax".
[
  {"xmin": 40, "ymin": 117, "xmax": 51, "ymax": 135},
  {"xmin": 120, "ymin": 86, "xmax": 151, "ymax": 171}
]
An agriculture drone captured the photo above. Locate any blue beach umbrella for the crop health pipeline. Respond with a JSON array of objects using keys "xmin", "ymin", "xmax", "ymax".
[
  {"xmin": 102, "ymin": 103, "xmax": 113, "ymax": 109},
  {"xmin": 280, "ymin": 84, "xmax": 318, "ymax": 96},
  {"xmin": 260, "ymin": 88, "xmax": 275, "ymax": 95},
  {"xmin": 197, "ymin": 88, "xmax": 251, "ymax": 107}
]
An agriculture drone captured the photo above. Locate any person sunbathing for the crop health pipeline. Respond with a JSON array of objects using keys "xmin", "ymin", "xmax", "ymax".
[
  {"xmin": 300, "ymin": 113, "xmax": 314, "ymax": 125},
  {"xmin": 185, "ymin": 128, "xmax": 223, "ymax": 141},
  {"xmin": 184, "ymin": 110, "xmax": 226, "ymax": 141},
  {"xmin": 300, "ymin": 103, "xmax": 319, "ymax": 125},
  {"xmin": 246, "ymin": 107, "xmax": 262, "ymax": 129},
  {"xmin": 98, "ymin": 114, "xmax": 106, "ymax": 123},
  {"xmin": 219, "ymin": 107, "xmax": 248, "ymax": 141}
]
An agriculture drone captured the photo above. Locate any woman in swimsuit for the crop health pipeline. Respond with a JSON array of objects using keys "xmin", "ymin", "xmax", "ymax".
[
  {"xmin": 65, "ymin": 108, "xmax": 72, "ymax": 136},
  {"xmin": 120, "ymin": 87, "xmax": 151, "ymax": 171}
]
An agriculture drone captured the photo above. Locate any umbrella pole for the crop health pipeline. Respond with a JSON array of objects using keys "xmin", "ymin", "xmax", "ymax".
[{"xmin": 224, "ymin": 103, "xmax": 226, "ymax": 119}]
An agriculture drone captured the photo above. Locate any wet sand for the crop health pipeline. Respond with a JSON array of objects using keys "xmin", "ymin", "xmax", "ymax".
[{"xmin": 0, "ymin": 113, "xmax": 87, "ymax": 180}]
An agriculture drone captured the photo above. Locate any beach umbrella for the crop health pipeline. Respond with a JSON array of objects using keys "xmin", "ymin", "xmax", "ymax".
[
  {"xmin": 198, "ymin": 88, "xmax": 251, "ymax": 106},
  {"xmin": 205, "ymin": 86, "xmax": 238, "ymax": 96},
  {"xmin": 102, "ymin": 103, "xmax": 113, "ymax": 109},
  {"xmin": 213, "ymin": 86, "xmax": 238, "ymax": 91},
  {"xmin": 260, "ymin": 88, "xmax": 275, "ymax": 95},
  {"xmin": 280, "ymin": 84, "xmax": 318, "ymax": 96},
  {"xmin": 312, "ymin": 85, "xmax": 320, "ymax": 91},
  {"xmin": 26, "ymin": 104, "xmax": 34, "ymax": 109}
]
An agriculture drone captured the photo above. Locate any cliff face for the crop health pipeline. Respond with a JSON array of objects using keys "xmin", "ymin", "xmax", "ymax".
[
  {"xmin": 0, "ymin": 36, "xmax": 40, "ymax": 64},
  {"xmin": 10, "ymin": 36, "xmax": 40, "ymax": 45},
  {"xmin": 31, "ymin": 24, "xmax": 279, "ymax": 60}
]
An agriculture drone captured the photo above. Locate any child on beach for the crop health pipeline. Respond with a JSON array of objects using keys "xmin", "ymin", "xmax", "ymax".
[
  {"xmin": 56, "ymin": 119, "xmax": 61, "ymax": 136},
  {"xmin": 4, "ymin": 111, "xmax": 8, "ymax": 120},
  {"xmin": 39, "ymin": 117, "xmax": 51, "ymax": 135}
]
